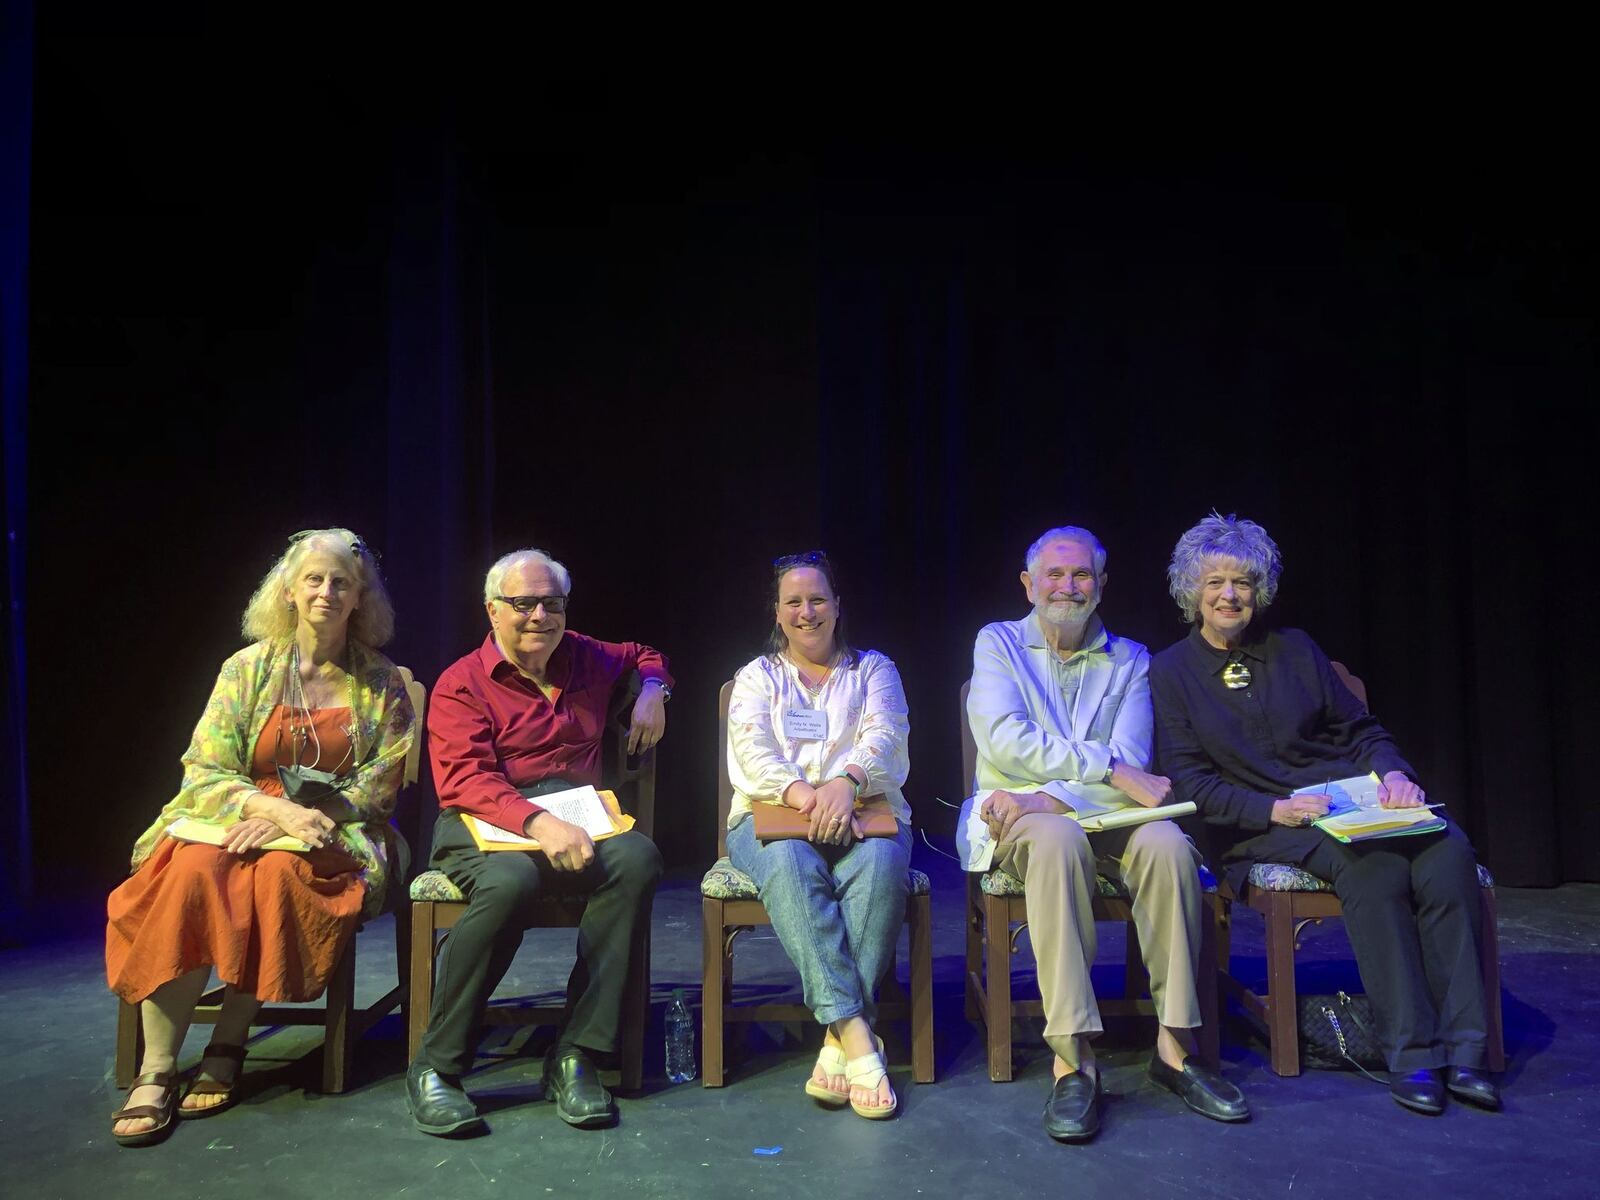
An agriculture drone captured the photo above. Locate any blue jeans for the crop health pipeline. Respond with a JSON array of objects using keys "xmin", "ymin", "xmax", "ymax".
[{"xmin": 725, "ymin": 816, "xmax": 913, "ymax": 1026}]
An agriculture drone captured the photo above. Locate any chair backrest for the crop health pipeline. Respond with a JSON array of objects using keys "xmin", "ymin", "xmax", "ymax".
[
  {"xmin": 959, "ymin": 679, "xmax": 976, "ymax": 799},
  {"xmin": 602, "ymin": 670, "xmax": 658, "ymax": 839},
  {"xmin": 1330, "ymin": 661, "xmax": 1368, "ymax": 711},
  {"xmin": 716, "ymin": 679, "xmax": 735, "ymax": 857},
  {"xmin": 396, "ymin": 665, "xmax": 427, "ymax": 787},
  {"xmin": 387, "ymin": 664, "xmax": 428, "ymax": 897}
]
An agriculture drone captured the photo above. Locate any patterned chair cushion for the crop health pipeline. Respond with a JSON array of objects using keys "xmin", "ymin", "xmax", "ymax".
[
  {"xmin": 981, "ymin": 862, "xmax": 1218, "ymax": 898},
  {"xmin": 1247, "ymin": 861, "xmax": 1495, "ymax": 893},
  {"xmin": 700, "ymin": 858, "xmax": 930, "ymax": 900},
  {"xmin": 408, "ymin": 869, "xmax": 602, "ymax": 906},
  {"xmin": 410, "ymin": 869, "xmax": 466, "ymax": 903}
]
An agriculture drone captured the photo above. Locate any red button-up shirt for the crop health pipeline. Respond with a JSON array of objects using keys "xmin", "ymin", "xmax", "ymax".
[{"xmin": 428, "ymin": 631, "xmax": 673, "ymax": 834}]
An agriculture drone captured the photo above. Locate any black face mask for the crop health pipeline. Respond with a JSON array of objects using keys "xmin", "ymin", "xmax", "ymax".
[{"xmin": 276, "ymin": 763, "xmax": 346, "ymax": 807}]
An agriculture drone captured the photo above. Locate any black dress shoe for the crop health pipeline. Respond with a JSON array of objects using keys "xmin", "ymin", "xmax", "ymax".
[
  {"xmin": 1445, "ymin": 1067, "xmax": 1502, "ymax": 1111},
  {"xmin": 543, "ymin": 1047, "xmax": 618, "ymax": 1129},
  {"xmin": 406, "ymin": 1060, "xmax": 485, "ymax": 1136},
  {"xmin": 1042, "ymin": 1070, "xmax": 1101, "ymax": 1142},
  {"xmin": 1390, "ymin": 1069, "xmax": 1446, "ymax": 1115},
  {"xmin": 1147, "ymin": 1055, "xmax": 1251, "ymax": 1123}
]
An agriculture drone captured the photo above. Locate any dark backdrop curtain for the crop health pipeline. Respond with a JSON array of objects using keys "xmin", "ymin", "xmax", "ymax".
[
  {"xmin": 18, "ymin": 51, "xmax": 1596, "ymax": 932},
  {"xmin": 807, "ymin": 149, "xmax": 1595, "ymax": 888},
  {"xmin": 1, "ymin": 0, "xmax": 35, "ymax": 945}
]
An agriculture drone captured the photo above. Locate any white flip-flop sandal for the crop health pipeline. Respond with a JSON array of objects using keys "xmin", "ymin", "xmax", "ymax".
[
  {"xmin": 804, "ymin": 1042, "xmax": 850, "ymax": 1106},
  {"xmin": 845, "ymin": 1038, "xmax": 897, "ymax": 1119}
]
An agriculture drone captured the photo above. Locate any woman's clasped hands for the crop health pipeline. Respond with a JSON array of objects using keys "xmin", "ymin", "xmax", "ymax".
[{"xmin": 787, "ymin": 777, "xmax": 863, "ymax": 846}]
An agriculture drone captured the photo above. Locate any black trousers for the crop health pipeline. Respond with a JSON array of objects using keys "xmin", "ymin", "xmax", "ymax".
[
  {"xmin": 1300, "ymin": 822, "xmax": 1487, "ymax": 1073},
  {"xmin": 418, "ymin": 801, "xmax": 662, "ymax": 1077}
]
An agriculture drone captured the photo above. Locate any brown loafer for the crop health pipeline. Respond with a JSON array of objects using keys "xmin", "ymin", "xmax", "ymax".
[
  {"xmin": 179, "ymin": 1043, "xmax": 247, "ymax": 1119},
  {"xmin": 112, "ymin": 1069, "xmax": 181, "ymax": 1147}
]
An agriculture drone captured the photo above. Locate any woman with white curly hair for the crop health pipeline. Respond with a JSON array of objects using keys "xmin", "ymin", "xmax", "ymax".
[
  {"xmin": 106, "ymin": 529, "xmax": 415, "ymax": 1146},
  {"xmin": 1148, "ymin": 513, "xmax": 1499, "ymax": 1116}
]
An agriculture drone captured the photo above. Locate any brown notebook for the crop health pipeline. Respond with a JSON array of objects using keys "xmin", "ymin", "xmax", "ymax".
[{"xmin": 751, "ymin": 798, "xmax": 899, "ymax": 842}]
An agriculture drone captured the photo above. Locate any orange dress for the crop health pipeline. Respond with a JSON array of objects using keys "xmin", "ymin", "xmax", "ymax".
[{"xmin": 106, "ymin": 706, "xmax": 366, "ymax": 1004}]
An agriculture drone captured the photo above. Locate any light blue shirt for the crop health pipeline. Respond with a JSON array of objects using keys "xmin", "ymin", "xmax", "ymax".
[{"xmin": 967, "ymin": 611, "xmax": 1155, "ymax": 810}]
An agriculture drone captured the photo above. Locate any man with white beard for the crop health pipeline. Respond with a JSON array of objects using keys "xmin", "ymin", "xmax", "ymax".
[{"xmin": 966, "ymin": 526, "xmax": 1249, "ymax": 1143}]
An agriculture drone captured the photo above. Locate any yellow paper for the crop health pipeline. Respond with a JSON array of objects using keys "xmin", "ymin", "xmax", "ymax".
[{"xmin": 460, "ymin": 788, "xmax": 634, "ymax": 852}]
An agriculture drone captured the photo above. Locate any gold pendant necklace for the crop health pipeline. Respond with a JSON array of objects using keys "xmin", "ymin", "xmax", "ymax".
[{"xmin": 1221, "ymin": 653, "xmax": 1252, "ymax": 690}]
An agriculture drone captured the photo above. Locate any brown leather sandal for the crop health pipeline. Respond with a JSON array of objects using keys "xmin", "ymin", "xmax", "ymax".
[
  {"xmin": 112, "ymin": 1069, "xmax": 180, "ymax": 1147},
  {"xmin": 179, "ymin": 1043, "xmax": 247, "ymax": 1119}
]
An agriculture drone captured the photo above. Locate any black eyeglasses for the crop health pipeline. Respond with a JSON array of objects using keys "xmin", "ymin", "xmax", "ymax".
[
  {"xmin": 773, "ymin": 550, "xmax": 828, "ymax": 571},
  {"xmin": 495, "ymin": 594, "xmax": 568, "ymax": 614}
]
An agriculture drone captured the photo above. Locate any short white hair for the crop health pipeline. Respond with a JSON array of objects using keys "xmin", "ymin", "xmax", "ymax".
[
  {"xmin": 1025, "ymin": 526, "xmax": 1107, "ymax": 577},
  {"xmin": 484, "ymin": 548, "xmax": 572, "ymax": 602}
]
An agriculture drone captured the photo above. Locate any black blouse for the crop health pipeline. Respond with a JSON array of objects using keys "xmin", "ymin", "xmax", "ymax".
[{"xmin": 1149, "ymin": 625, "xmax": 1416, "ymax": 880}]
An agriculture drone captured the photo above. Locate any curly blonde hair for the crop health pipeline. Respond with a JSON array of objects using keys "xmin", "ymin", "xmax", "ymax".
[{"xmin": 241, "ymin": 528, "xmax": 396, "ymax": 647}]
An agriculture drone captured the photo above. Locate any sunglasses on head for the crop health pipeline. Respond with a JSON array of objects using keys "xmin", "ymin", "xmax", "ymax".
[
  {"xmin": 289, "ymin": 529, "xmax": 375, "ymax": 561},
  {"xmin": 772, "ymin": 550, "xmax": 828, "ymax": 571}
]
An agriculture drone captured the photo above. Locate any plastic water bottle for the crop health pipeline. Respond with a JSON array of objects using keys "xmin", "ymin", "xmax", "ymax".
[{"xmin": 665, "ymin": 988, "xmax": 696, "ymax": 1083}]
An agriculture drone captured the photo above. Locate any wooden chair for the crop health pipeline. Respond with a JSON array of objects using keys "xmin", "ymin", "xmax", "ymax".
[
  {"xmin": 959, "ymin": 680, "xmax": 1223, "ymax": 1082},
  {"xmin": 405, "ymin": 672, "xmax": 655, "ymax": 1090},
  {"xmin": 700, "ymin": 679, "xmax": 935, "ymax": 1087},
  {"xmin": 116, "ymin": 666, "xmax": 427, "ymax": 1095},
  {"xmin": 1215, "ymin": 661, "xmax": 1506, "ymax": 1077}
]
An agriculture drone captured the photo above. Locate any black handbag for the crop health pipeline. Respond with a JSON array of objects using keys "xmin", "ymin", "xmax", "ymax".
[{"xmin": 1297, "ymin": 990, "xmax": 1386, "ymax": 1076}]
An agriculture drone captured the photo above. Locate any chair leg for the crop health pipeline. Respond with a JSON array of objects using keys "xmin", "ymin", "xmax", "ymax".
[
  {"xmin": 984, "ymin": 894, "xmax": 1014, "ymax": 1082},
  {"xmin": 908, "ymin": 892, "xmax": 935, "ymax": 1083},
  {"xmin": 1196, "ymin": 896, "xmax": 1221, "ymax": 1069},
  {"xmin": 116, "ymin": 1000, "xmax": 142, "ymax": 1089},
  {"xmin": 620, "ymin": 924, "xmax": 649, "ymax": 1092},
  {"xmin": 1262, "ymin": 894, "xmax": 1302, "ymax": 1077},
  {"xmin": 701, "ymin": 897, "xmax": 726, "ymax": 1087},
  {"xmin": 1215, "ymin": 894, "xmax": 1234, "ymax": 975},
  {"xmin": 1480, "ymin": 886, "xmax": 1506, "ymax": 1072},
  {"xmin": 321, "ymin": 937, "xmax": 357, "ymax": 1094},
  {"xmin": 407, "ymin": 903, "xmax": 436, "ymax": 1066},
  {"xmin": 394, "ymin": 904, "xmax": 413, "ymax": 1043},
  {"xmin": 964, "ymin": 884, "xmax": 982, "ymax": 1022}
]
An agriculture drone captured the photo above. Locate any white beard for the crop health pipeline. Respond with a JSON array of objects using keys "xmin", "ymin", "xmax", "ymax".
[{"xmin": 1041, "ymin": 598, "xmax": 1096, "ymax": 627}]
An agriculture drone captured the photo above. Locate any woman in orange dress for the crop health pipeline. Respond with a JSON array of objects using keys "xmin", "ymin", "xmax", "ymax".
[{"xmin": 107, "ymin": 529, "xmax": 415, "ymax": 1146}]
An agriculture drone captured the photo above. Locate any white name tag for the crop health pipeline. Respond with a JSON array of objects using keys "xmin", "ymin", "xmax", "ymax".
[{"xmin": 783, "ymin": 708, "xmax": 828, "ymax": 740}]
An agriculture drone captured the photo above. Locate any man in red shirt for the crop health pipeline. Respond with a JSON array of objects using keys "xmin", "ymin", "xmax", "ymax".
[{"xmin": 406, "ymin": 548, "xmax": 671, "ymax": 1136}]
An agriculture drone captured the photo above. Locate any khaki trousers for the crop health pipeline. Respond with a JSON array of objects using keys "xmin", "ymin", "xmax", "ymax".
[{"xmin": 994, "ymin": 812, "xmax": 1202, "ymax": 1068}]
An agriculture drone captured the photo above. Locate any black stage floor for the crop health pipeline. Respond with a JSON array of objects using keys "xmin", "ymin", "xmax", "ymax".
[{"xmin": 4, "ymin": 855, "xmax": 1596, "ymax": 1200}]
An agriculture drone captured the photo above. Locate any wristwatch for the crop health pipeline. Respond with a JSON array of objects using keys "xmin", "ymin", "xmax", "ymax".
[
  {"xmin": 643, "ymin": 678, "xmax": 672, "ymax": 703},
  {"xmin": 1101, "ymin": 755, "xmax": 1117, "ymax": 784}
]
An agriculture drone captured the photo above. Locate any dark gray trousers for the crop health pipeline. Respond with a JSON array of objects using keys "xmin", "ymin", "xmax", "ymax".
[
  {"xmin": 417, "ymin": 794, "xmax": 661, "ymax": 1077},
  {"xmin": 1302, "ymin": 822, "xmax": 1486, "ymax": 1072}
]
